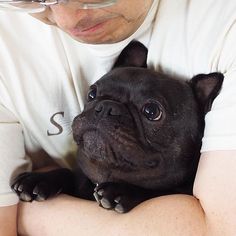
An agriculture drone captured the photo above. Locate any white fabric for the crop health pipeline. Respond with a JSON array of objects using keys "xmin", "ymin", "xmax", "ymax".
[{"xmin": 0, "ymin": 0, "xmax": 236, "ymax": 206}]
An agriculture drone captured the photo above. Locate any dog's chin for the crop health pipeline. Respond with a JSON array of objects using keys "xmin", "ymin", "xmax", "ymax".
[
  {"xmin": 77, "ymin": 128, "xmax": 148, "ymax": 168},
  {"xmin": 76, "ymin": 129, "xmax": 170, "ymax": 187}
]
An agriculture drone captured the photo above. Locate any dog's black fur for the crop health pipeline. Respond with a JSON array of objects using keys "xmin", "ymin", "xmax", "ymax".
[{"xmin": 11, "ymin": 41, "xmax": 224, "ymax": 213}]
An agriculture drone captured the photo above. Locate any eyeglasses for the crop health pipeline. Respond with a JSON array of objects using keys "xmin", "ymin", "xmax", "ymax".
[{"xmin": 0, "ymin": 0, "xmax": 117, "ymax": 13}]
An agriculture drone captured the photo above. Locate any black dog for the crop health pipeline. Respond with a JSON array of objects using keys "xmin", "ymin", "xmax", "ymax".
[{"xmin": 11, "ymin": 41, "xmax": 223, "ymax": 213}]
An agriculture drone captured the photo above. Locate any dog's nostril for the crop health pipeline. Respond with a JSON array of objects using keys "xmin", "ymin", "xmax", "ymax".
[
  {"xmin": 94, "ymin": 102, "xmax": 122, "ymax": 117},
  {"xmin": 109, "ymin": 108, "xmax": 121, "ymax": 116},
  {"xmin": 107, "ymin": 108, "xmax": 113, "ymax": 115},
  {"xmin": 145, "ymin": 160, "xmax": 160, "ymax": 168},
  {"xmin": 95, "ymin": 104, "xmax": 103, "ymax": 113}
]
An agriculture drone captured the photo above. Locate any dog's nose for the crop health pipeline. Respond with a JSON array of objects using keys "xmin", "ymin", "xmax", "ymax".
[{"xmin": 95, "ymin": 100, "xmax": 123, "ymax": 117}]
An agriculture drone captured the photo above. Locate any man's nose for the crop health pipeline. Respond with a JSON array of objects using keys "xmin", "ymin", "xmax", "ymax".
[{"xmin": 50, "ymin": 4, "xmax": 88, "ymax": 28}]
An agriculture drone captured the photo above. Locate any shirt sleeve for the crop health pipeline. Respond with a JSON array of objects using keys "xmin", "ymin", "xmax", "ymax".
[
  {"xmin": 201, "ymin": 21, "xmax": 236, "ymax": 152},
  {"xmin": 0, "ymin": 104, "xmax": 31, "ymax": 207},
  {"xmin": 201, "ymin": 70, "xmax": 236, "ymax": 152}
]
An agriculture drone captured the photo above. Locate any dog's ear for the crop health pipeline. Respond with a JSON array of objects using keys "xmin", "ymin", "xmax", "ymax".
[
  {"xmin": 190, "ymin": 72, "xmax": 224, "ymax": 113},
  {"xmin": 113, "ymin": 41, "xmax": 148, "ymax": 68}
]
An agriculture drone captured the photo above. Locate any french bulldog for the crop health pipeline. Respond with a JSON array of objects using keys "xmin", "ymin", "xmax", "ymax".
[{"xmin": 11, "ymin": 41, "xmax": 224, "ymax": 213}]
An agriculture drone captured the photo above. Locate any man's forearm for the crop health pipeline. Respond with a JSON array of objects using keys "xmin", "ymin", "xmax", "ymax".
[
  {"xmin": 18, "ymin": 194, "xmax": 206, "ymax": 236},
  {"xmin": 194, "ymin": 151, "xmax": 236, "ymax": 236},
  {"xmin": 0, "ymin": 205, "xmax": 17, "ymax": 236}
]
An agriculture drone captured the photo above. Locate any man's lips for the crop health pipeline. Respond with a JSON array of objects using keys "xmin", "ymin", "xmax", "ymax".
[{"xmin": 69, "ymin": 20, "xmax": 109, "ymax": 37}]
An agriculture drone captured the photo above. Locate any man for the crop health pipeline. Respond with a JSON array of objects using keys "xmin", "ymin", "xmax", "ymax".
[{"xmin": 0, "ymin": 0, "xmax": 235, "ymax": 235}]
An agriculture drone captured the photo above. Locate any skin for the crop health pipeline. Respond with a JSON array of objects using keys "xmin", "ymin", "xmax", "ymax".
[
  {"xmin": 30, "ymin": 0, "xmax": 153, "ymax": 44},
  {"xmin": 18, "ymin": 194, "xmax": 206, "ymax": 236},
  {"xmin": 0, "ymin": 205, "xmax": 17, "ymax": 236}
]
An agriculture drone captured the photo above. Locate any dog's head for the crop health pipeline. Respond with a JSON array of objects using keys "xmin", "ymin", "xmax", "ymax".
[{"xmin": 72, "ymin": 41, "xmax": 223, "ymax": 191}]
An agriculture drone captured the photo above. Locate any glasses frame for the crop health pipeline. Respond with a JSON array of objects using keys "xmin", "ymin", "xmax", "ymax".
[{"xmin": 0, "ymin": 0, "xmax": 117, "ymax": 12}]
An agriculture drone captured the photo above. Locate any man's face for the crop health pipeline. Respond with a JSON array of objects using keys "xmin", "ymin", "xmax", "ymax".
[{"xmin": 30, "ymin": 0, "xmax": 153, "ymax": 44}]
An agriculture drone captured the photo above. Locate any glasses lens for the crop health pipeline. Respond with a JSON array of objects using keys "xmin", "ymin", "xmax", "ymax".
[
  {"xmin": 0, "ymin": 1, "xmax": 45, "ymax": 12},
  {"xmin": 75, "ymin": 0, "xmax": 117, "ymax": 9},
  {"xmin": 0, "ymin": 0, "xmax": 117, "ymax": 12}
]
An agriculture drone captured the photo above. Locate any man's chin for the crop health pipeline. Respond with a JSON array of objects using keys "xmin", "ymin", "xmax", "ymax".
[{"xmin": 68, "ymin": 33, "xmax": 120, "ymax": 45}]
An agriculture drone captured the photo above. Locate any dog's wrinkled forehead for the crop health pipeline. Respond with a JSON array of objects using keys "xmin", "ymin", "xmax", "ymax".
[
  {"xmin": 95, "ymin": 67, "xmax": 151, "ymax": 98},
  {"xmin": 93, "ymin": 67, "xmax": 192, "ymax": 105}
]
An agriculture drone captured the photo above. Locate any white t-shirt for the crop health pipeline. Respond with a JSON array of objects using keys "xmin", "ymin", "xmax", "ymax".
[{"xmin": 0, "ymin": 0, "xmax": 236, "ymax": 206}]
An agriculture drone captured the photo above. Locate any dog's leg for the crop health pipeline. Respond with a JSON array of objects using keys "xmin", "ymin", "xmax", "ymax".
[{"xmin": 11, "ymin": 168, "xmax": 75, "ymax": 202}]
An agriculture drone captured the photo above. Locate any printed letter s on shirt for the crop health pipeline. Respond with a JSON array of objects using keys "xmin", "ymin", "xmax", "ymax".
[{"xmin": 47, "ymin": 112, "xmax": 64, "ymax": 136}]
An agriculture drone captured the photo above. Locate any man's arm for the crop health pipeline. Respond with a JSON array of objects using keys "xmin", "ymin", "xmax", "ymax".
[
  {"xmin": 0, "ymin": 205, "xmax": 17, "ymax": 236},
  {"xmin": 17, "ymin": 150, "xmax": 236, "ymax": 236},
  {"xmin": 194, "ymin": 150, "xmax": 236, "ymax": 235},
  {"xmin": 0, "ymin": 104, "xmax": 31, "ymax": 236},
  {"xmin": 18, "ymin": 194, "xmax": 205, "ymax": 236}
]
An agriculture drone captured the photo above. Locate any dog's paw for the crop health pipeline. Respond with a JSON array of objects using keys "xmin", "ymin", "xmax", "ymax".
[
  {"xmin": 93, "ymin": 182, "xmax": 143, "ymax": 213},
  {"xmin": 11, "ymin": 172, "xmax": 62, "ymax": 202}
]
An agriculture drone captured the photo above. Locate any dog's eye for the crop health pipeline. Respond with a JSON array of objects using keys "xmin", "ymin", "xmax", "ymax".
[
  {"xmin": 87, "ymin": 87, "xmax": 97, "ymax": 101},
  {"xmin": 142, "ymin": 102, "xmax": 162, "ymax": 121}
]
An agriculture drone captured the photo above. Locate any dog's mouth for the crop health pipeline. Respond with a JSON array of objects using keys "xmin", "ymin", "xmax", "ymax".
[
  {"xmin": 73, "ymin": 117, "xmax": 164, "ymax": 186},
  {"xmin": 76, "ymin": 127, "xmax": 164, "ymax": 187},
  {"xmin": 80, "ymin": 130, "xmax": 107, "ymax": 160},
  {"xmin": 72, "ymin": 103, "xmax": 158, "ymax": 172},
  {"xmin": 75, "ymin": 125, "xmax": 147, "ymax": 170}
]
